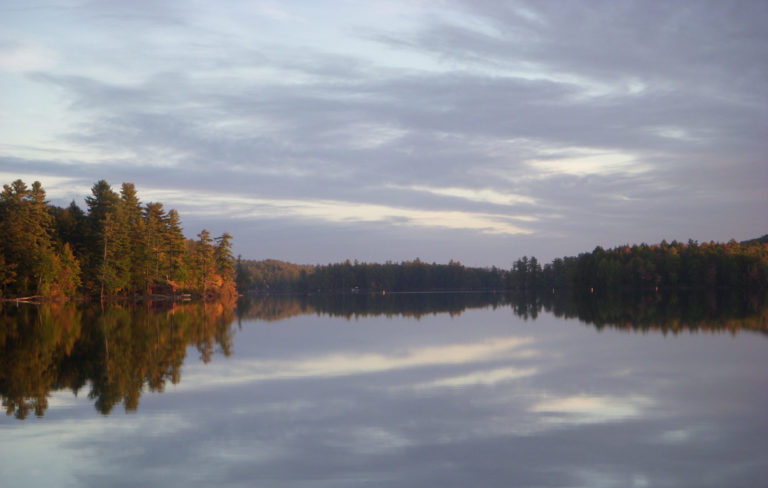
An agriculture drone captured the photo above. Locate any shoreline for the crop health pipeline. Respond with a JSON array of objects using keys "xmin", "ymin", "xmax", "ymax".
[{"xmin": 1, "ymin": 293, "xmax": 198, "ymax": 304}]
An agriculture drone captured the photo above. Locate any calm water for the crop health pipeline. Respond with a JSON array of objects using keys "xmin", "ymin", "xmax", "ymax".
[{"xmin": 1, "ymin": 293, "xmax": 767, "ymax": 487}]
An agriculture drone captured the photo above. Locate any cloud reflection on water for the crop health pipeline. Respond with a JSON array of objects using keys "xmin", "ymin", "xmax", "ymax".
[
  {"xmin": 2, "ymin": 300, "xmax": 768, "ymax": 487},
  {"xmin": 530, "ymin": 394, "xmax": 653, "ymax": 425},
  {"xmin": 178, "ymin": 335, "xmax": 535, "ymax": 389},
  {"xmin": 409, "ymin": 365, "xmax": 538, "ymax": 390}
]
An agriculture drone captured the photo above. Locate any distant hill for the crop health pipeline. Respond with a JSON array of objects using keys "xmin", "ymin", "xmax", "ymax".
[{"xmin": 742, "ymin": 234, "xmax": 768, "ymax": 244}]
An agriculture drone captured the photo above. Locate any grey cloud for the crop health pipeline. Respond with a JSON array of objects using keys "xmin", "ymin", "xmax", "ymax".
[
  {"xmin": 423, "ymin": 1, "xmax": 767, "ymax": 94},
  {"xmin": 79, "ymin": 0, "xmax": 191, "ymax": 27},
  {"xmin": 7, "ymin": 0, "xmax": 766, "ymax": 264},
  {"xmin": 222, "ymin": 218, "xmax": 521, "ymax": 266},
  {"xmin": 373, "ymin": 1, "xmax": 767, "ymax": 150}
]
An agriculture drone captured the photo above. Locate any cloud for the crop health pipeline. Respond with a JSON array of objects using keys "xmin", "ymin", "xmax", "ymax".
[
  {"xmin": 1, "ymin": 0, "xmax": 766, "ymax": 264},
  {"xmin": 411, "ymin": 365, "xmax": 538, "ymax": 389},
  {"xmin": 179, "ymin": 335, "xmax": 534, "ymax": 389},
  {"xmin": 0, "ymin": 42, "xmax": 58, "ymax": 73},
  {"xmin": 157, "ymin": 191, "xmax": 535, "ymax": 235},
  {"xmin": 389, "ymin": 183, "xmax": 538, "ymax": 206},
  {"xmin": 530, "ymin": 394, "xmax": 653, "ymax": 425}
]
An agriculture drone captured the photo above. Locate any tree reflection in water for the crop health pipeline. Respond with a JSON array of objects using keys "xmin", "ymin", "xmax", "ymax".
[
  {"xmin": 2, "ymin": 291, "xmax": 765, "ymax": 419},
  {"xmin": 0, "ymin": 299, "xmax": 236, "ymax": 419},
  {"xmin": 237, "ymin": 290, "xmax": 768, "ymax": 335}
]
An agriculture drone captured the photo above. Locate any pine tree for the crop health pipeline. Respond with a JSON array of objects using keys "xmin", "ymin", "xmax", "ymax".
[
  {"xmin": 164, "ymin": 209, "xmax": 188, "ymax": 288},
  {"xmin": 143, "ymin": 202, "xmax": 168, "ymax": 292},
  {"xmin": 119, "ymin": 183, "xmax": 146, "ymax": 294},
  {"xmin": 194, "ymin": 230, "xmax": 215, "ymax": 297},
  {"xmin": 85, "ymin": 180, "xmax": 129, "ymax": 298},
  {"xmin": 0, "ymin": 180, "xmax": 83, "ymax": 297},
  {"xmin": 0, "ymin": 180, "xmax": 56, "ymax": 295},
  {"xmin": 1, "ymin": 178, "xmax": 240, "ymax": 299},
  {"xmin": 214, "ymin": 233, "xmax": 237, "ymax": 299},
  {"xmin": 51, "ymin": 200, "xmax": 88, "ymax": 258}
]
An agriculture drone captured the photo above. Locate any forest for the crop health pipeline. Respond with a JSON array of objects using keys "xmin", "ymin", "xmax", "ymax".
[
  {"xmin": 508, "ymin": 237, "xmax": 768, "ymax": 294},
  {"xmin": 235, "ymin": 258, "xmax": 507, "ymax": 293},
  {"xmin": 237, "ymin": 237, "xmax": 768, "ymax": 294},
  {"xmin": 2, "ymin": 178, "xmax": 766, "ymax": 300},
  {"xmin": 0, "ymin": 179, "xmax": 236, "ymax": 300}
]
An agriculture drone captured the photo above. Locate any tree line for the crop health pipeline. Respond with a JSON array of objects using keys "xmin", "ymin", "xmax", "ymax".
[
  {"xmin": 236, "ymin": 258, "xmax": 508, "ymax": 293},
  {"xmin": 3, "ymin": 176, "xmax": 764, "ymax": 298},
  {"xmin": 237, "ymin": 237, "xmax": 768, "ymax": 294},
  {"xmin": 0, "ymin": 179, "xmax": 236, "ymax": 300},
  {"xmin": 508, "ymin": 238, "xmax": 768, "ymax": 294}
]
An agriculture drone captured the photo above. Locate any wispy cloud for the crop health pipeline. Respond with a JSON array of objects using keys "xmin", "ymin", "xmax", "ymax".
[
  {"xmin": 530, "ymin": 394, "xmax": 653, "ymax": 425},
  {"xmin": 411, "ymin": 365, "xmax": 538, "ymax": 389},
  {"xmin": 390, "ymin": 184, "xmax": 538, "ymax": 207},
  {"xmin": 1, "ymin": 0, "xmax": 765, "ymax": 263},
  {"xmin": 137, "ymin": 189, "xmax": 536, "ymax": 235},
  {"xmin": 0, "ymin": 42, "xmax": 58, "ymax": 73},
  {"xmin": 180, "ymin": 336, "xmax": 535, "ymax": 389}
]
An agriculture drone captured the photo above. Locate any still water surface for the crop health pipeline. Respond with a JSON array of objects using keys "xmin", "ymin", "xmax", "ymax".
[{"xmin": 1, "ymin": 293, "xmax": 767, "ymax": 487}]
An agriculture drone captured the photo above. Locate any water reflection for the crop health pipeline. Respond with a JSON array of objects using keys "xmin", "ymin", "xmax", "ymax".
[
  {"xmin": 236, "ymin": 291, "xmax": 512, "ymax": 321},
  {"xmin": 237, "ymin": 290, "xmax": 768, "ymax": 335},
  {"xmin": 2, "ymin": 292, "xmax": 767, "ymax": 487},
  {"xmin": 2, "ymin": 291, "xmax": 766, "ymax": 419},
  {"xmin": 542, "ymin": 290, "xmax": 768, "ymax": 335},
  {"xmin": 0, "ymin": 300, "xmax": 236, "ymax": 418}
]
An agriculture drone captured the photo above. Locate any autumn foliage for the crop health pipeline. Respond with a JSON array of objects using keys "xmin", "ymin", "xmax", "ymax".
[{"xmin": 0, "ymin": 179, "xmax": 236, "ymax": 300}]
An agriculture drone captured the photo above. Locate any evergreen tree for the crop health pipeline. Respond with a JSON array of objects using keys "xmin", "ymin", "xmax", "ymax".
[
  {"xmin": 214, "ymin": 233, "xmax": 235, "ymax": 277},
  {"xmin": 0, "ymin": 180, "xmax": 63, "ymax": 296},
  {"xmin": 50, "ymin": 200, "xmax": 88, "ymax": 259},
  {"xmin": 194, "ymin": 230, "xmax": 215, "ymax": 296},
  {"xmin": 85, "ymin": 180, "xmax": 129, "ymax": 297},
  {"xmin": 119, "ymin": 183, "xmax": 146, "ymax": 294},
  {"xmin": 143, "ymin": 202, "xmax": 167, "ymax": 291},
  {"xmin": 0, "ymin": 178, "xmax": 236, "ymax": 299},
  {"xmin": 164, "ymin": 209, "xmax": 188, "ymax": 287},
  {"xmin": 214, "ymin": 233, "xmax": 237, "ymax": 299}
]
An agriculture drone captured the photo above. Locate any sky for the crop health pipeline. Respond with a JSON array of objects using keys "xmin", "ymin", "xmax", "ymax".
[{"xmin": 1, "ymin": 0, "xmax": 766, "ymax": 266}]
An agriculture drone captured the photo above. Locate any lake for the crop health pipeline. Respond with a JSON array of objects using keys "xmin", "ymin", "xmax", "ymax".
[{"xmin": 1, "ymin": 292, "xmax": 767, "ymax": 487}]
